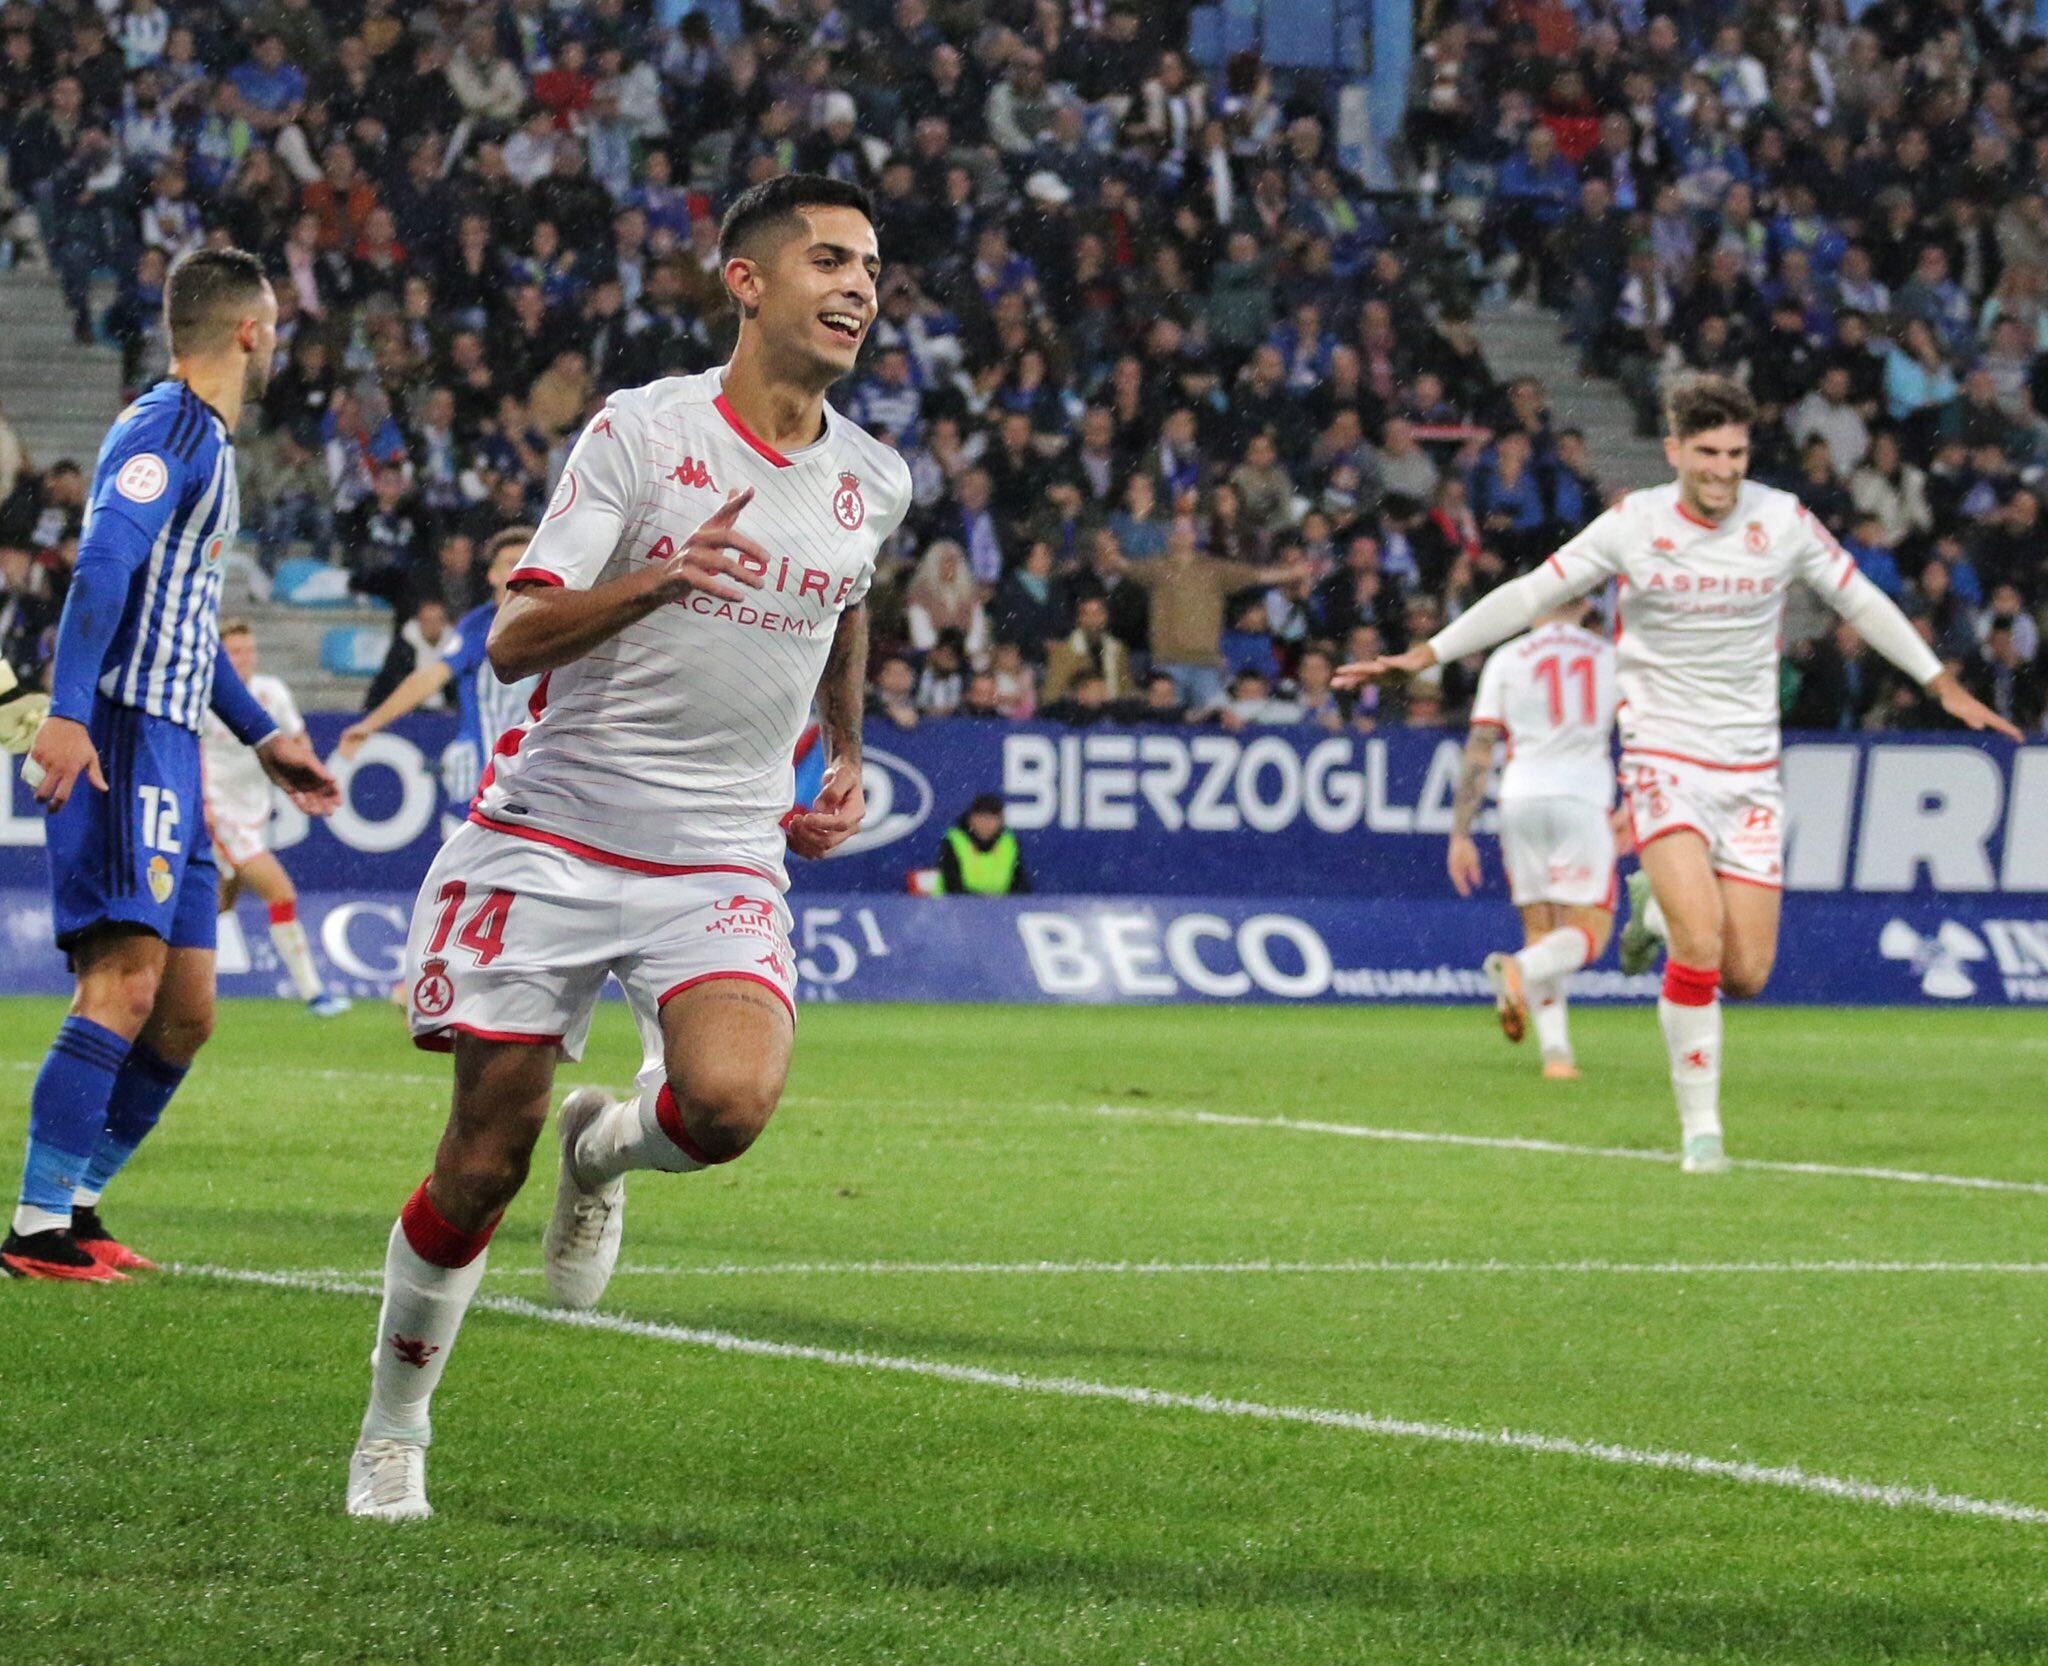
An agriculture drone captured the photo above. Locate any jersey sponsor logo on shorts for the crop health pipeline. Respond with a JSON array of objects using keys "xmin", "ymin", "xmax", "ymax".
[
  {"xmin": 413, "ymin": 955, "xmax": 455, "ymax": 1017},
  {"xmin": 833, "ymin": 471, "xmax": 865, "ymax": 530},
  {"xmin": 669, "ymin": 457, "xmax": 716, "ymax": 490},
  {"xmin": 115, "ymin": 453, "xmax": 169, "ymax": 503}
]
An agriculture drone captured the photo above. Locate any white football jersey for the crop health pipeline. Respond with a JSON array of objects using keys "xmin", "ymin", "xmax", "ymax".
[
  {"xmin": 201, "ymin": 671, "xmax": 302, "ymax": 826},
  {"xmin": 1541, "ymin": 481, "xmax": 1892, "ymax": 767},
  {"xmin": 1469, "ymin": 620, "xmax": 1617, "ymax": 807},
  {"xmin": 473, "ymin": 367, "xmax": 912, "ymax": 887}
]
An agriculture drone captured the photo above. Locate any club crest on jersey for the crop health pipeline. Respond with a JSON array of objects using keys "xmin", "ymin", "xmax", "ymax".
[
  {"xmin": 1651, "ymin": 537, "xmax": 1677, "ymax": 555},
  {"xmin": 670, "ymin": 457, "xmax": 715, "ymax": 490},
  {"xmin": 833, "ymin": 472, "xmax": 865, "ymax": 530},
  {"xmin": 116, "ymin": 453, "xmax": 169, "ymax": 504},
  {"xmin": 146, "ymin": 854, "xmax": 173, "ymax": 904},
  {"xmin": 413, "ymin": 956, "xmax": 454, "ymax": 1018},
  {"xmin": 1744, "ymin": 520, "xmax": 1768, "ymax": 553}
]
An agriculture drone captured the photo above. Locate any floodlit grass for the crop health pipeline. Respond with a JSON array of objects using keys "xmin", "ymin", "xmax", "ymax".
[{"xmin": 6, "ymin": 997, "xmax": 2047, "ymax": 1663}]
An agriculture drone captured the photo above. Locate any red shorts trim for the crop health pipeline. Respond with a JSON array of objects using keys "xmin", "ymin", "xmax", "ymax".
[
  {"xmin": 658, "ymin": 970, "xmax": 797, "ymax": 1024},
  {"xmin": 412, "ymin": 1022, "xmax": 567, "ymax": 1054},
  {"xmin": 507, "ymin": 567, "xmax": 566, "ymax": 588},
  {"xmin": 1622, "ymin": 747, "xmax": 1779, "ymax": 773},
  {"xmin": 1636, "ymin": 821, "xmax": 1711, "ymax": 851},
  {"xmin": 468, "ymin": 812, "xmax": 781, "ymax": 885},
  {"xmin": 1715, "ymin": 869, "xmax": 1784, "ymax": 892}
]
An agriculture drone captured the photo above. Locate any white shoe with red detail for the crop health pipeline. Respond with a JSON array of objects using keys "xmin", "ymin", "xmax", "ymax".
[{"xmin": 543, "ymin": 1087, "xmax": 625, "ymax": 1311}]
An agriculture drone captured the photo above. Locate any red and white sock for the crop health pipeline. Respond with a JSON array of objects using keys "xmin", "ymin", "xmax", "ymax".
[
  {"xmin": 359, "ymin": 1182, "xmax": 497, "ymax": 1447},
  {"xmin": 1515, "ymin": 926, "xmax": 1595, "ymax": 987},
  {"xmin": 1658, "ymin": 960, "xmax": 1723, "ymax": 1142},
  {"xmin": 575, "ymin": 1082, "xmax": 737, "ymax": 1186},
  {"xmin": 1530, "ymin": 977, "xmax": 1571, "ymax": 1059},
  {"xmin": 268, "ymin": 900, "xmax": 325, "ymax": 1003}
]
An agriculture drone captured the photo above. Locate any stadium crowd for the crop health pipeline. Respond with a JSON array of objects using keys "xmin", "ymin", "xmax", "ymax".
[{"xmin": 0, "ymin": 0, "xmax": 2042, "ymax": 738}]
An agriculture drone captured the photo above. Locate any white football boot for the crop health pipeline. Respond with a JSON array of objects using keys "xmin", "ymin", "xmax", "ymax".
[
  {"xmin": 1681, "ymin": 1132, "xmax": 1731, "ymax": 1175},
  {"xmin": 347, "ymin": 1438, "xmax": 431, "ymax": 1520},
  {"xmin": 542, "ymin": 1087, "xmax": 625, "ymax": 1310}
]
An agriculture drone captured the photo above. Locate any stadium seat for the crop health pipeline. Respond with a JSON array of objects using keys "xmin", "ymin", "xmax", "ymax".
[
  {"xmin": 273, "ymin": 558, "xmax": 363, "ymax": 609},
  {"xmin": 318, "ymin": 626, "xmax": 386, "ymax": 678}
]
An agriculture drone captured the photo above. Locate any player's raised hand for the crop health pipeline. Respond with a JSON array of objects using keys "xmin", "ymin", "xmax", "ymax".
[
  {"xmin": 1927, "ymin": 670, "xmax": 2026, "ymax": 742},
  {"xmin": 784, "ymin": 758, "xmax": 865, "ymax": 860},
  {"xmin": 1446, "ymin": 832, "xmax": 1483, "ymax": 896},
  {"xmin": 335, "ymin": 720, "xmax": 374, "ymax": 761},
  {"xmin": 25, "ymin": 715, "xmax": 106, "ymax": 812},
  {"xmin": 1332, "ymin": 644, "xmax": 1438, "ymax": 690},
  {"xmin": 257, "ymin": 731, "xmax": 343, "ymax": 815},
  {"xmin": 659, "ymin": 485, "xmax": 770, "ymax": 605}
]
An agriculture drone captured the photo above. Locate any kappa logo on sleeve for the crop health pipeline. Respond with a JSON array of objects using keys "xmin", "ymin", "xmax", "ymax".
[{"xmin": 115, "ymin": 454, "xmax": 169, "ymax": 504}]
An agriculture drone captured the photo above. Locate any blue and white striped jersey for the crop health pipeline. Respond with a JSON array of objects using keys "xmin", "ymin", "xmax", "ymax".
[
  {"xmin": 88, "ymin": 380, "xmax": 240, "ymax": 731},
  {"xmin": 439, "ymin": 600, "xmax": 538, "ymax": 803}
]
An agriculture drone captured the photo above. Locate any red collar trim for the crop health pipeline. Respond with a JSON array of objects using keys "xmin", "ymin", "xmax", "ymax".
[
  {"xmin": 1674, "ymin": 500, "xmax": 1721, "ymax": 530},
  {"xmin": 714, "ymin": 393, "xmax": 793, "ymax": 468}
]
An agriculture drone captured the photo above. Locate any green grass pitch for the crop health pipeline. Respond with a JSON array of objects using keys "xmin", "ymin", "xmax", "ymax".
[{"xmin": 6, "ymin": 995, "xmax": 2048, "ymax": 1664}]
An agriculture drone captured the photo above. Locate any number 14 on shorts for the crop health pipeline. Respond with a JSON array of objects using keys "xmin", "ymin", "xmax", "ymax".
[{"xmin": 426, "ymin": 882, "xmax": 514, "ymax": 966}]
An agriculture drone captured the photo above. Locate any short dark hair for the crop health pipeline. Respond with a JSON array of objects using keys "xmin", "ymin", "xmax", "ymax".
[
  {"xmin": 717, "ymin": 173, "xmax": 874, "ymax": 267},
  {"xmin": 164, "ymin": 247, "xmax": 268, "ymax": 354},
  {"xmin": 1662, "ymin": 372, "xmax": 1756, "ymax": 440},
  {"xmin": 484, "ymin": 525, "xmax": 537, "ymax": 563},
  {"xmin": 219, "ymin": 616, "xmax": 252, "ymax": 640}
]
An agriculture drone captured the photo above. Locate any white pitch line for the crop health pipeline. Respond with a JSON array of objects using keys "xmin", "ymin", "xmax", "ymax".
[
  {"xmin": 174, "ymin": 1262, "xmax": 2048, "ymax": 1528},
  {"xmin": 1091, "ymin": 1105, "xmax": 2048, "ymax": 1197},
  {"xmin": 303, "ymin": 1258, "xmax": 2048, "ymax": 1280}
]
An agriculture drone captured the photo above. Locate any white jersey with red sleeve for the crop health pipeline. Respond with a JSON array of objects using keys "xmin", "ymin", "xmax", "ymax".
[
  {"xmin": 201, "ymin": 671, "xmax": 303, "ymax": 827},
  {"xmin": 473, "ymin": 367, "xmax": 912, "ymax": 888},
  {"xmin": 1524, "ymin": 481, "xmax": 1937, "ymax": 768},
  {"xmin": 1468, "ymin": 621, "xmax": 1617, "ymax": 807}
]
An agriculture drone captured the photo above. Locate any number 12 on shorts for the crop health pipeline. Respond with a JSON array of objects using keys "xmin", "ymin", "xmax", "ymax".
[{"xmin": 426, "ymin": 881, "xmax": 514, "ymax": 967}]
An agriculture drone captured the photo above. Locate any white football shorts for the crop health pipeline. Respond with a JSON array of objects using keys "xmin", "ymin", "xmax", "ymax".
[
  {"xmin": 1622, "ymin": 751, "xmax": 1783, "ymax": 889},
  {"xmin": 1498, "ymin": 795, "xmax": 1617, "ymax": 908},
  {"xmin": 210, "ymin": 814, "xmax": 270, "ymax": 869},
  {"xmin": 403, "ymin": 820, "xmax": 797, "ymax": 1057}
]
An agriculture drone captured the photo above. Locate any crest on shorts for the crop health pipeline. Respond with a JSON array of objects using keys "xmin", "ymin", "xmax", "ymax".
[
  {"xmin": 146, "ymin": 854, "xmax": 173, "ymax": 904},
  {"xmin": 1744, "ymin": 520, "xmax": 1768, "ymax": 554},
  {"xmin": 832, "ymin": 471, "xmax": 865, "ymax": 531},
  {"xmin": 414, "ymin": 956, "xmax": 454, "ymax": 1018}
]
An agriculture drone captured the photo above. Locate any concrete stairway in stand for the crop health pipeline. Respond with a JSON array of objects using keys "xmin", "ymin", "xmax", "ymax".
[
  {"xmin": 1473, "ymin": 303, "xmax": 1670, "ymax": 491},
  {"xmin": 0, "ymin": 260, "xmax": 122, "ymax": 470}
]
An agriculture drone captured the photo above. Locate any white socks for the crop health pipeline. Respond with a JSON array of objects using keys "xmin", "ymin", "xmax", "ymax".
[
  {"xmin": 575, "ymin": 1082, "xmax": 713, "ymax": 1186},
  {"xmin": 1659, "ymin": 962, "xmax": 1723, "ymax": 1142},
  {"xmin": 269, "ymin": 908, "xmax": 324, "ymax": 1002},
  {"xmin": 1530, "ymin": 978, "xmax": 1571, "ymax": 1059},
  {"xmin": 360, "ymin": 1185, "xmax": 496, "ymax": 1447},
  {"xmin": 1515, "ymin": 926, "xmax": 1593, "ymax": 987}
]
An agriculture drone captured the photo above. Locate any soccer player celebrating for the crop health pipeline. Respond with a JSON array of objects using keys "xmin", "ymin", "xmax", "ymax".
[
  {"xmin": 6, "ymin": 249, "xmax": 339, "ymax": 1281},
  {"xmin": 334, "ymin": 526, "xmax": 541, "ymax": 809},
  {"xmin": 204, "ymin": 618, "xmax": 350, "ymax": 1016},
  {"xmin": 1339, "ymin": 375, "xmax": 2021, "ymax": 1173},
  {"xmin": 347, "ymin": 176, "xmax": 909, "ymax": 1519},
  {"xmin": 1450, "ymin": 599, "xmax": 1620, "ymax": 1079}
]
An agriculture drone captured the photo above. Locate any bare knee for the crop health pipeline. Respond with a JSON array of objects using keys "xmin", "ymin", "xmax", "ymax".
[
  {"xmin": 670, "ymin": 1068, "xmax": 781, "ymax": 1163},
  {"xmin": 1721, "ymin": 960, "xmax": 1774, "ymax": 1001},
  {"xmin": 435, "ymin": 1111, "xmax": 546, "ymax": 1222},
  {"xmin": 76, "ymin": 964, "xmax": 163, "ymax": 1038},
  {"xmin": 144, "ymin": 1007, "xmax": 213, "ymax": 1066}
]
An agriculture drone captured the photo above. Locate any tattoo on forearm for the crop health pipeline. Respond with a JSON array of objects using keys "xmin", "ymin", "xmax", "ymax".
[
  {"xmin": 817, "ymin": 603, "xmax": 868, "ymax": 762},
  {"xmin": 1451, "ymin": 734, "xmax": 1492, "ymax": 837}
]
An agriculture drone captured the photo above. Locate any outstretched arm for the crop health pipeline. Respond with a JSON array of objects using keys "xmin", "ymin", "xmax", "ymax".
[
  {"xmin": 786, "ymin": 602, "xmax": 868, "ymax": 860},
  {"xmin": 338, "ymin": 659, "xmax": 454, "ymax": 758},
  {"xmin": 1828, "ymin": 568, "xmax": 2024, "ymax": 742}
]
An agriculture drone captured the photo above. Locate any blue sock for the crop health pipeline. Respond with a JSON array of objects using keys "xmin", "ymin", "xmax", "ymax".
[
  {"xmin": 16, "ymin": 1017, "xmax": 131, "ymax": 1231},
  {"xmin": 77, "ymin": 1042, "xmax": 188, "ymax": 1206}
]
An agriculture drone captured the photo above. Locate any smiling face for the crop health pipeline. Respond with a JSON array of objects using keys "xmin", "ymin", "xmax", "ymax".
[
  {"xmin": 726, "ymin": 203, "xmax": 879, "ymax": 385},
  {"xmin": 1665, "ymin": 422, "xmax": 1750, "ymax": 521}
]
